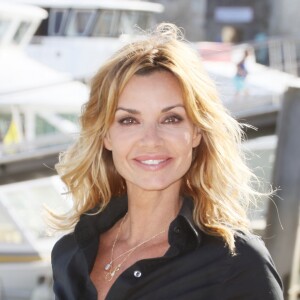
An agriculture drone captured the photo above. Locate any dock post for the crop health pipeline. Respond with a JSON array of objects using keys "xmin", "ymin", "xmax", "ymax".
[{"xmin": 265, "ymin": 87, "xmax": 300, "ymax": 296}]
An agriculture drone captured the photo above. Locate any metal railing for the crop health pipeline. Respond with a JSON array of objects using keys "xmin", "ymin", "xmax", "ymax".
[
  {"xmin": 249, "ymin": 37, "xmax": 300, "ymax": 77},
  {"xmin": 0, "ymin": 133, "xmax": 73, "ymax": 163}
]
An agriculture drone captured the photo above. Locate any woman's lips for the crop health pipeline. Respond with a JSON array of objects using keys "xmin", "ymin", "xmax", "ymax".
[
  {"xmin": 140, "ymin": 159, "xmax": 166, "ymax": 165},
  {"xmin": 133, "ymin": 157, "xmax": 172, "ymax": 170}
]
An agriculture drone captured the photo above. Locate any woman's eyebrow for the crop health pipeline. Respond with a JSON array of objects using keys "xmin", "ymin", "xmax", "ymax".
[
  {"xmin": 161, "ymin": 104, "xmax": 185, "ymax": 112},
  {"xmin": 116, "ymin": 104, "xmax": 184, "ymax": 114},
  {"xmin": 116, "ymin": 107, "xmax": 140, "ymax": 114}
]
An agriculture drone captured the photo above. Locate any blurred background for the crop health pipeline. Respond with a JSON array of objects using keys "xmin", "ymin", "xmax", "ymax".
[{"xmin": 0, "ymin": 0, "xmax": 299, "ymax": 299}]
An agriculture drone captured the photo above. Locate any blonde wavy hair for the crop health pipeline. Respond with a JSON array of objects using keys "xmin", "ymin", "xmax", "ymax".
[{"xmin": 54, "ymin": 23, "xmax": 259, "ymax": 252}]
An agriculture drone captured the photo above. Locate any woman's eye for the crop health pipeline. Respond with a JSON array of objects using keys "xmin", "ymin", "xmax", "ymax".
[
  {"xmin": 118, "ymin": 117, "xmax": 138, "ymax": 125},
  {"xmin": 163, "ymin": 115, "xmax": 183, "ymax": 124}
]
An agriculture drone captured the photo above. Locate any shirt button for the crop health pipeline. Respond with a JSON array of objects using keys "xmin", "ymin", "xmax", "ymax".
[
  {"xmin": 133, "ymin": 270, "xmax": 142, "ymax": 278},
  {"xmin": 173, "ymin": 226, "xmax": 181, "ymax": 233}
]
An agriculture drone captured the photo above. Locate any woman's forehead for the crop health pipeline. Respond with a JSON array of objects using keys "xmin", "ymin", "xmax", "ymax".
[{"xmin": 117, "ymin": 71, "xmax": 184, "ymax": 106}]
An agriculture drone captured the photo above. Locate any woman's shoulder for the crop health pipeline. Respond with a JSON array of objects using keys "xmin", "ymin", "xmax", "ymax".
[
  {"xmin": 225, "ymin": 231, "xmax": 278, "ymax": 275},
  {"xmin": 197, "ymin": 230, "xmax": 283, "ymax": 299},
  {"xmin": 51, "ymin": 232, "xmax": 77, "ymax": 262},
  {"xmin": 51, "ymin": 232, "xmax": 98, "ymax": 298},
  {"xmin": 233, "ymin": 231, "xmax": 274, "ymax": 266},
  {"xmin": 196, "ymin": 230, "xmax": 274, "ymax": 268},
  {"xmin": 223, "ymin": 231, "xmax": 284, "ymax": 299},
  {"xmin": 234, "ymin": 231, "xmax": 268, "ymax": 254}
]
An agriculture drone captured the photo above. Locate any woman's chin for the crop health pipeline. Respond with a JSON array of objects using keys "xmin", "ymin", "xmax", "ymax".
[{"xmin": 126, "ymin": 179, "xmax": 181, "ymax": 193}]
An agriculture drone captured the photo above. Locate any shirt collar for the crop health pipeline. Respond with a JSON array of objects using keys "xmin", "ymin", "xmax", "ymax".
[
  {"xmin": 74, "ymin": 195, "xmax": 202, "ymax": 249},
  {"xmin": 178, "ymin": 196, "xmax": 202, "ymax": 246}
]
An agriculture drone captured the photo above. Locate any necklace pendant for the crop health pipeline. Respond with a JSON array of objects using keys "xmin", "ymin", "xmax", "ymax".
[
  {"xmin": 110, "ymin": 265, "xmax": 120, "ymax": 278},
  {"xmin": 104, "ymin": 263, "xmax": 112, "ymax": 271},
  {"xmin": 105, "ymin": 272, "xmax": 113, "ymax": 281},
  {"xmin": 105, "ymin": 265, "xmax": 121, "ymax": 282},
  {"xmin": 114, "ymin": 265, "xmax": 121, "ymax": 273}
]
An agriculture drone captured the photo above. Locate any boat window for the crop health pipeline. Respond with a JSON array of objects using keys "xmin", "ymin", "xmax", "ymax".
[
  {"xmin": 0, "ymin": 19, "xmax": 11, "ymax": 42},
  {"xmin": 36, "ymin": 115, "xmax": 59, "ymax": 136},
  {"xmin": 92, "ymin": 10, "xmax": 119, "ymax": 37},
  {"xmin": 0, "ymin": 113, "xmax": 10, "ymax": 140},
  {"xmin": 118, "ymin": 11, "xmax": 135, "ymax": 35},
  {"xmin": 48, "ymin": 9, "xmax": 69, "ymax": 36},
  {"xmin": 65, "ymin": 9, "xmax": 96, "ymax": 36},
  {"xmin": 12, "ymin": 21, "xmax": 31, "ymax": 44},
  {"xmin": 135, "ymin": 12, "xmax": 152, "ymax": 30},
  {"xmin": 34, "ymin": 8, "xmax": 49, "ymax": 36},
  {"xmin": 118, "ymin": 11, "xmax": 149, "ymax": 35},
  {"xmin": 0, "ymin": 205, "xmax": 23, "ymax": 244},
  {"xmin": 0, "ymin": 177, "xmax": 71, "ymax": 241}
]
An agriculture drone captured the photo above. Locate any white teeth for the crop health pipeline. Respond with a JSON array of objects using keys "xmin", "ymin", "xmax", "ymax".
[{"xmin": 141, "ymin": 160, "xmax": 165, "ymax": 165}]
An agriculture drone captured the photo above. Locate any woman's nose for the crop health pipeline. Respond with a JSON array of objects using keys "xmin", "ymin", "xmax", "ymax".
[{"xmin": 139, "ymin": 123, "xmax": 164, "ymax": 147}]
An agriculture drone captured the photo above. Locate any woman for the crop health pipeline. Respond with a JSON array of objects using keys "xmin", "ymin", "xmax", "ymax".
[
  {"xmin": 51, "ymin": 23, "xmax": 283, "ymax": 299},
  {"xmin": 234, "ymin": 49, "xmax": 249, "ymax": 96}
]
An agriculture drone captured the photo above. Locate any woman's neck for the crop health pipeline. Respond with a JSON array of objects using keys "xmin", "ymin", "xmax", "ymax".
[{"xmin": 120, "ymin": 187, "xmax": 183, "ymax": 246}]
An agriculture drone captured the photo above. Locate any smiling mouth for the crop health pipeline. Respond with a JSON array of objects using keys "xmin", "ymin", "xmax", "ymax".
[{"xmin": 140, "ymin": 159, "xmax": 167, "ymax": 165}]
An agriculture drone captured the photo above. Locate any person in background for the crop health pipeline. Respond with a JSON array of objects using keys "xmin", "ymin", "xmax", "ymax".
[
  {"xmin": 51, "ymin": 23, "xmax": 283, "ymax": 300},
  {"xmin": 234, "ymin": 49, "xmax": 249, "ymax": 97}
]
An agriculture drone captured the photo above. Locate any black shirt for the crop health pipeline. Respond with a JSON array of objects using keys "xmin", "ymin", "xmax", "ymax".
[{"xmin": 51, "ymin": 196, "xmax": 284, "ymax": 299}]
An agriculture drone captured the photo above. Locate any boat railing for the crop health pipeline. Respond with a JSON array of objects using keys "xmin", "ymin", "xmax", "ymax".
[
  {"xmin": 0, "ymin": 133, "xmax": 72, "ymax": 163},
  {"xmin": 248, "ymin": 37, "xmax": 300, "ymax": 77}
]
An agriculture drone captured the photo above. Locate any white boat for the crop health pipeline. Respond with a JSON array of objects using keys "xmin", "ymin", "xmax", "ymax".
[
  {"xmin": 0, "ymin": 175, "xmax": 70, "ymax": 300},
  {"xmin": 0, "ymin": 1, "xmax": 89, "ymax": 159},
  {"xmin": 0, "ymin": 2, "xmax": 87, "ymax": 299},
  {"xmin": 9, "ymin": 0, "xmax": 164, "ymax": 81},
  {"xmin": 0, "ymin": 1, "xmax": 47, "ymax": 48}
]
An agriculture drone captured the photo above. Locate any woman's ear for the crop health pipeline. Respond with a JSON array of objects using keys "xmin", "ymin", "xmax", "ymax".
[
  {"xmin": 104, "ymin": 133, "xmax": 112, "ymax": 151},
  {"xmin": 192, "ymin": 127, "xmax": 202, "ymax": 148}
]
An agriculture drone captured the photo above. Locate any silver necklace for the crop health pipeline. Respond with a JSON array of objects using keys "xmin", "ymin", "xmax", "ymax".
[{"xmin": 104, "ymin": 213, "xmax": 166, "ymax": 281}]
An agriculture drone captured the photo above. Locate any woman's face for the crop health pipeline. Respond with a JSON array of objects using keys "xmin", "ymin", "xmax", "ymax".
[{"xmin": 104, "ymin": 71, "xmax": 201, "ymax": 193}]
